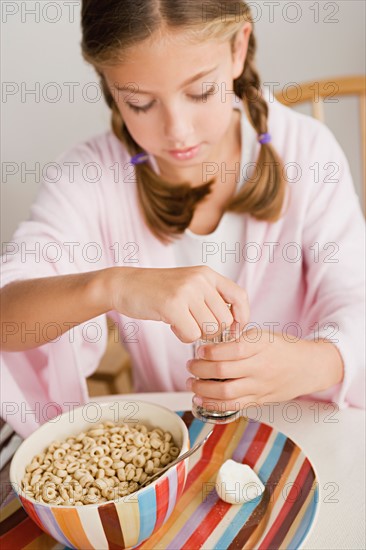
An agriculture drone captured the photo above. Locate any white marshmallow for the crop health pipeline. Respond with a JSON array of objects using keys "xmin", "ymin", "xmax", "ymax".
[{"xmin": 215, "ymin": 459, "xmax": 265, "ymax": 505}]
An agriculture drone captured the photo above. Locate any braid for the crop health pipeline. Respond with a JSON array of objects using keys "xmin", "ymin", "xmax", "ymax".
[
  {"xmin": 235, "ymin": 34, "xmax": 268, "ymax": 133},
  {"xmin": 228, "ymin": 33, "xmax": 287, "ymax": 219}
]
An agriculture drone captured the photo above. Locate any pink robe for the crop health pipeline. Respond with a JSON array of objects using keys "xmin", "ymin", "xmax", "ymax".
[{"xmin": 1, "ymin": 95, "xmax": 365, "ymax": 437}]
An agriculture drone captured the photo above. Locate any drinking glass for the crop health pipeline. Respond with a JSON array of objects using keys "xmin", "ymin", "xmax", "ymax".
[{"xmin": 192, "ymin": 327, "xmax": 242, "ymax": 424}]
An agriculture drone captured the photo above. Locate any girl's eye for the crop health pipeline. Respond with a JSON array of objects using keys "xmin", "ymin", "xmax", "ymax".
[
  {"xmin": 189, "ymin": 85, "xmax": 216, "ymax": 102},
  {"xmin": 127, "ymin": 101, "xmax": 154, "ymax": 114},
  {"xmin": 126, "ymin": 85, "xmax": 216, "ymax": 114}
]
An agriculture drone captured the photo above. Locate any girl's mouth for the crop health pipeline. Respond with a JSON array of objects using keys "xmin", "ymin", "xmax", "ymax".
[{"xmin": 167, "ymin": 144, "xmax": 201, "ymax": 160}]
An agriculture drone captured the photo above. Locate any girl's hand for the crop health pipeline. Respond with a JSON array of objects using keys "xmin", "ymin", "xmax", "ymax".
[
  {"xmin": 108, "ymin": 266, "xmax": 249, "ymax": 343},
  {"xmin": 186, "ymin": 330, "xmax": 344, "ymax": 408}
]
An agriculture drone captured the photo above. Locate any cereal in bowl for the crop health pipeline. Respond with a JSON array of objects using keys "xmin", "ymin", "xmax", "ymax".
[{"xmin": 21, "ymin": 421, "xmax": 180, "ymax": 506}]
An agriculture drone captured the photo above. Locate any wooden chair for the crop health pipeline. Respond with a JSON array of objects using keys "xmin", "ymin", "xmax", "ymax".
[
  {"xmin": 275, "ymin": 75, "xmax": 366, "ymax": 214},
  {"xmin": 87, "ymin": 317, "xmax": 133, "ymax": 397}
]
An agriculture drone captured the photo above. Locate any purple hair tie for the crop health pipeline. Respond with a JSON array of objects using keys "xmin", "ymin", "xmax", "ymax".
[
  {"xmin": 258, "ymin": 133, "xmax": 272, "ymax": 145},
  {"xmin": 130, "ymin": 152, "xmax": 149, "ymax": 165}
]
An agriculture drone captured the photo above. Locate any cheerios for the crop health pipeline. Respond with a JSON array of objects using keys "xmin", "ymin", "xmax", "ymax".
[{"xmin": 21, "ymin": 420, "xmax": 180, "ymax": 506}]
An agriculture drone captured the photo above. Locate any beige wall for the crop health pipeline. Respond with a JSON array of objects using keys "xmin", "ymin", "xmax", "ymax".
[{"xmin": 1, "ymin": 0, "xmax": 365, "ymax": 243}]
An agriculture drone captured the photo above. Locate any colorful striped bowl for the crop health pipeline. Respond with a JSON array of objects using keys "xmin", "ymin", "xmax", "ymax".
[{"xmin": 9, "ymin": 400, "xmax": 190, "ymax": 549}]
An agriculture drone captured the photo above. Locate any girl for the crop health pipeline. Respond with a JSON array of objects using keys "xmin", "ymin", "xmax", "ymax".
[{"xmin": 1, "ymin": 0, "xmax": 365, "ymax": 437}]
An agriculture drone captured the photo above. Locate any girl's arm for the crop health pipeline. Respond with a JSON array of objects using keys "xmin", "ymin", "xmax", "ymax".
[
  {"xmin": 1, "ymin": 265, "xmax": 250, "ymax": 352},
  {"xmin": 1, "ymin": 269, "xmax": 112, "ymax": 351}
]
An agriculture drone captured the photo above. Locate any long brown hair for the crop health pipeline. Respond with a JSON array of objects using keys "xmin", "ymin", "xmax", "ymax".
[{"xmin": 81, "ymin": 0, "xmax": 287, "ymax": 243}]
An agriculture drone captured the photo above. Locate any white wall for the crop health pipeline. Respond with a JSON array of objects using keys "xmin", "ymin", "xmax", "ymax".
[{"xmin": 1, "ymin": 0, "xmax": 365, "ymax": 243}]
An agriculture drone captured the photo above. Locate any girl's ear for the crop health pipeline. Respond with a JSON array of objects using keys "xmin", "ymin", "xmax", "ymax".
[{"xmin": 232, "ymin": 22, "xmax": 252, "ymax": 79}]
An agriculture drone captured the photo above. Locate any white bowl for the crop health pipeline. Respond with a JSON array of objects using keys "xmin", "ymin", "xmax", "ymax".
[{"xmin": 10, "ymin": 399, "xmax": 190, "ymax": 549}]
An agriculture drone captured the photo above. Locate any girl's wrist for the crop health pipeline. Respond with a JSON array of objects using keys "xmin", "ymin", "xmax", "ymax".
[
  {"xmin": 85, "ymin": 268, "xmax": 119, "ymax": 314},
  {"xmin": 299, "ymin": 338, "xmax": 344, "ymax": 394},
  {"xmin": 92, "ymin": 266, "xmax": 136, "ymax": 313}
]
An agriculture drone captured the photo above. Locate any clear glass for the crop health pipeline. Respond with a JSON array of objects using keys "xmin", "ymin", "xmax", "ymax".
[{"xmin": 192, "ymin": 328, "xmax": 242, "ymax": 424}]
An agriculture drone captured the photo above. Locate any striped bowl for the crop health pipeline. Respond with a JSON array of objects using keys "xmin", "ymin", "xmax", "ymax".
[{"xmin": 9, "ymin": 400, "xmax": 190, "ymax": 549}]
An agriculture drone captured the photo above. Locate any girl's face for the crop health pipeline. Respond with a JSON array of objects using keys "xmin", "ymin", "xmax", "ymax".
[{"xmin": 103, "ymin": 25, "xmax": 251, "ymax": 175}]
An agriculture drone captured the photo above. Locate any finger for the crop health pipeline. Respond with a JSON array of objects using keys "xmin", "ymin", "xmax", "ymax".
[
  {"xmin": 187, "ymin": 357, "xmax": 259, "ymax": 379},
  {"xmin": 215, "ymin": 275, "xmax": 250, "ymax": 331},
  {"xmin": 187, "ymin": 376, "xmax": 255, "ymax": 401},
  {"xmin": 196, "ymin": 334, "xmax": 266, "ymax": 361},
  {"xmin": 200, "ymin": 290, "xmax": 233, "ymax": 338},
  {"xmin": 189, "ymin": 298, "xmax": 223, "ymax": 339},
  {"xmin": 170, "ymin": 307, "xmax": 201, "ymax": 343}
]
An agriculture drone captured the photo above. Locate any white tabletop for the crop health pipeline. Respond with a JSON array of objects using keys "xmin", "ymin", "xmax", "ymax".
[{"xmin": 95, "ymin": 393, "xmax": 366, "ymax": 550}]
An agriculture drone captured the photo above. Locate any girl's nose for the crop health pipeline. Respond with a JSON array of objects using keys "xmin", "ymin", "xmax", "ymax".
[{"xmin": 163, "ymin": 105, "xmax": 194, "ymax": 146}]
